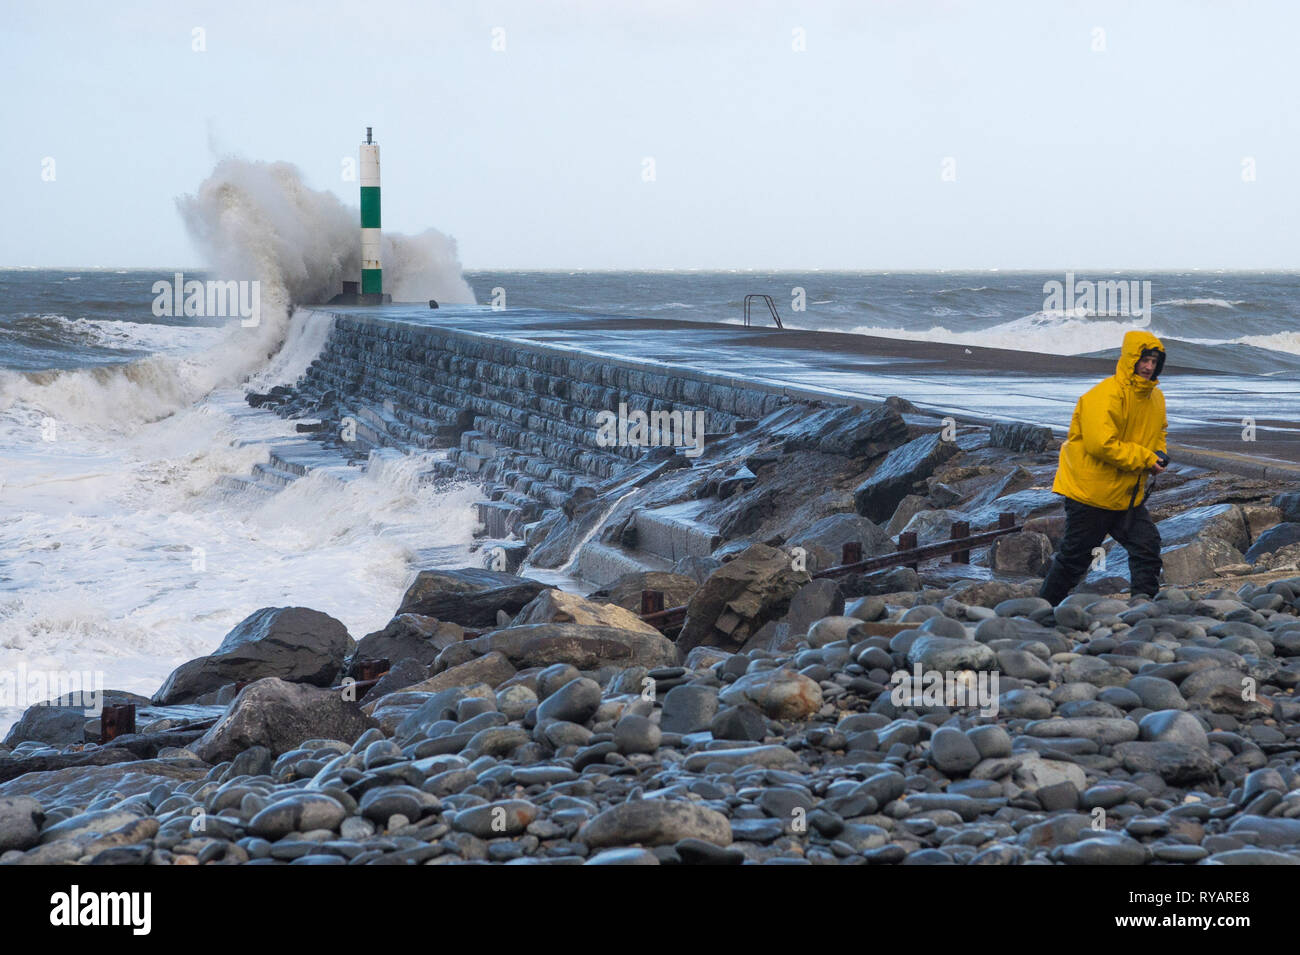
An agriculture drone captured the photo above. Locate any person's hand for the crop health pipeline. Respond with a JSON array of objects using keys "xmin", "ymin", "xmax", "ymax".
[{"xmin": 1150, "ymin": 461, "xmax": 1166, "ymax": 474}]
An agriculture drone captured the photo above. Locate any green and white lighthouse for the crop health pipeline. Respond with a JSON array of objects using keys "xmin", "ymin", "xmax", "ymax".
[{"xmin": 360, "ymin": 127, "xmax": 382, "ymax": 295}]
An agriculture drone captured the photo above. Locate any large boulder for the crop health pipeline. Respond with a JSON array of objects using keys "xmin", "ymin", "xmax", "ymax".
[
  {"xmin": 782, "ymin": 579, "xmax": 845, "ymax": 642},
  {"xmin": 1245, "ymin": 523, "xmax": 1300, "ymax": 564},
  {"xmin": 886, "ymin": 494, "xmax": 929, "ymax": 535},
  {"xmin": 1160, "ymin": 538, "xmax": 1245, "ymax": 586},
  {"xmin": 191, "ymin": 678, "xmax": 380, "ymax": 763},
  {"xmin": 189, "ymin": 680, "xmax": 379, "ymax": 764},
  {"xmin": 989, "ymin": 531, "xmax": 1054, "ymax": 576},
  {"xmin": 152, "ymin": 608, "xmax": 354, "ymax": 706},
  {"xmin": 853, "ymin": 433, "xmax": 960, "ymax": 524},
  {"xmin": 509, "ymin": 589, "xmax": 661, "ymax": 635},
  {"xmin": 351, "ymin": 613, "xmax": 463, "ymax": 671},
  {"xmin": 3, "ymin": 690, "xmax": 149, "ymax": 748},
  {"xmin": 458, "ymin": 624, "xmax": 678, "ymax": 671},
  {"xmin": 400, "ymin": 651, "xmax": 517, "ymax": 695},
  {"xmin": 1272, "ymin": 492, "xmax": 1300, "ymax": 523},
  {"xmin": 788, "ymin": 513, "xmax": 892, "ymax": 573},
  {"xmin": 815, "ymin": 405, "xmax": 909, "ymax": 457},
  {"xmin": 395, "ymin": 568, "xmax": 551, "ymax": 627},
  {"xmin": 586, "ymin": 571, "xmax": 701, "ymax": 615},
  {"xmin": 783, "ymin": 404, "xmax": 908, "ymax": 458},
  {"xmin": 989, "ymin": 422, "xmax": 1053, "ymax": 453},
  {"xmin": 676, "ymin": 544, "xmax": 810, "ymax": 655},
  {"xmin": 1156, "ymin": 503, "xmax": 1250, "ymax": 553}
]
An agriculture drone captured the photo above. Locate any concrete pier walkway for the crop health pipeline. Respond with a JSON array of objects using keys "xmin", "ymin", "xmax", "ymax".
[{"xmin": 316, "ymin": 304, "xmax": 1300, "ymax": 474}]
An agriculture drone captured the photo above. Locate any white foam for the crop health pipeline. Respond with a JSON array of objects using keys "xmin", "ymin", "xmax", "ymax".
[{"xmin": 0, "ymin": 157, "xmax": 483, "ymax": 735}]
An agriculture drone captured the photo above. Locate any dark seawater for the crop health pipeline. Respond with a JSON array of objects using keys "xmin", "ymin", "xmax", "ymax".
[{"xmin": 6, "ymin": 269, "xmax": 1300, "ymax": 375}]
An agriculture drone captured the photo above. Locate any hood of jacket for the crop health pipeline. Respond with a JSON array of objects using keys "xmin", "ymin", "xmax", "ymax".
[{"xmin": 1116, "ymin": 329, "xmax": 1165, "ymax": 397}]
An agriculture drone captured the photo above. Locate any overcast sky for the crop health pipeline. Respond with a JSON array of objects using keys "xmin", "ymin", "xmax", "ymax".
[{"xmin": 4, "ymin": 0, "xmax": 1297, "ymax": 269}]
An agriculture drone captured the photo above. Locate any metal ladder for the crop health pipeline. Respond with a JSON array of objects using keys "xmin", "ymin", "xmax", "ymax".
[{"xmin": 743, "ymin": 294, "xmax": 785, "ymax": 329}]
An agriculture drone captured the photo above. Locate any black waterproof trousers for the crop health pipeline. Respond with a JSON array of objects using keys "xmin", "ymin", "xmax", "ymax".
[{"xmin": 1038, "ymin": 497, "xmax": 1163, "ymax": 605}]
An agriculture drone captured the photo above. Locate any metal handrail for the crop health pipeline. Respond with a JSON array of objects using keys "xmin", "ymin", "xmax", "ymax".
[
  {"xmin": 638, "ymin": 513, "xmax": 1023, "ymax": 631},
  {"xmin": 743, "ymin": 294, "xmax": 784, "ymax": 329}
]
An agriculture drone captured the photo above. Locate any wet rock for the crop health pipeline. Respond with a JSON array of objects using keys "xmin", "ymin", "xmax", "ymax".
[
  {"xmin": 1226, "ymin": 817, "xmax": 1300, "ymax": 848},
  {"xmin": 153, "ymin": 607, "xmax": 354, "ymax": 705},
  {"xmin": 843, "ymin": 566, "xmax": 920, "ymax": 597},
  {"xmin": 928, "ymin": 727, "xmax": 981, "ymax": 776},
  {"xmin": 1157, "ymin": 503, "xmax": 1250, "ymax": 553},
  {"xmin": 462, "ymin": 624, "xmax": 677, "ymax": 671},
  {"xmin": 788, "ymin": 514, "xmax": 892, "ymax": 573},
  {"xmin": 536, "ymin": 678, "xmax": 603, "ymax": 725},
  {"xmin": 989, "ymin": 532, "xmax": 1053, "ymax": 576},
  {"xmin": 352, "ymin": 613, "xmax": 462, "ymax": 670},
  {"xmin": 1054, "ymin": 833, "xmax": 1148, "ymax": 865},
  {"xmin": 1111, "ymin": 741, "xmax": 1218, "ymax": 783},
  {"xmin": 1138, "ymin": 710, "xmax": 1208, "ymax": 750},
  {"xmin": 584, "ymin": 848, "xmax": 661, "ymax": 865},
  {"xmin": 854, "ymin": 433, "xmax": 960, "ymax": 524},
  {"xmin": 682, "ymin": 745, "xmax": 799, "ymax": 772},
  {"xmin": 587, "ymin": 571, "xmax": 701, "ymax": 616},
  {"xmin": 677, "ymin": 544, "xmax": 810, "ymax": 655},
  {"xmin": 717, "ymin": 668, "xmax": 823, "ymax": 721},
  {"xmin": 1206, "ymin": 848, "xmax": 1300, "ymax": 865},
  {"xmin": 1180, "ymin": 667, "xmax": 1270, "ymax": 717},
  {"xmin": 451, "ymin": 799, "xmax": 538, "ymax": 838},
  {"xmin": 359, "ymin": 658, "xmax": 428, "ymax": 702},
  {"xmin": 3, "ymin": 690, "xmax": 149, "ymax": 748},
  {"xmin": 660, "ymin": 684, "xmax": 718, "ymax": 735},
  {"xmin": 1012, "ymin": 754, "xmax": 1087, "ymax": 791},
  {"xmin": 249, "ymin": 793, "xmax": 347, "ymax": 840},
  {"xmin": 784, "ymin": 581, "xmax": 847, "ymax": 643},
  {"xmin": 989, "ymin": 422, "xmax": 1052, "ymax": 453},
  {"xmin": 710, "ymin": 704, "xmax": 769, "ymax": 742},
  {"xmin": 418, "ymin": 650, "xmax": 517, "ymax": 691},
  {"xmin": 907, "ymin": 636, "xmax": 997, "ymax": 671},
  {"xmin": 805, "ymin": 615, "xmax": 862, "ymax": 648},
  {"xmin": 579, "ymin": 800, "xmax": 733, "ymax": 848},
  {"xmin": 1126, "ymin": 676, "xmax": 1187, "ymax": 711},
  {"xmin": 0, "ymin": 797, "xmax": 43, "ymax": 851},
  {"xmin": 1161, "ymin": 539, "xmax": 1247, "ymax": 586},
  {"xmin": 886, "ymin": 495, "xmax": 929, "ymax": 535},
  {"xmin": 613, "ymin": 714, "xmax": 661, "ymax": 754},
  {"xmin": 794, "ymin": 403, "xmax": 908, "ymax": 457},
  {"xmin": 396, "ymin": 568, "xmax": 551, "ymax": 627},
  {"xmin": 192, "ymin": 678, "xmax": 379, "ymax": 763},
  {"xmin": 1026, "ymin": 717, "xmax": 1139, "ymax": 745},
  {"xmin": 510, "ymin": 589, "xmax": 663, "ymax": 635},
  {"xmin": 1245, "ymin": 523, "xmax": 1300, "ymax": 564}
]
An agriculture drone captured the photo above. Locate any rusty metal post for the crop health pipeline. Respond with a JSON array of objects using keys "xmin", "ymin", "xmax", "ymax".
[
  {"xmin": 356, "ymin": 658, "xmax": 390, "ymax": 682},
  {"xmin": 999, "ymin": 512, "xmax": 1016, "ymax": 529},
  {"xmin": 841, "ymin": 541, "xmax": 863, "ymax": 566},
  {"xmin": 641, "ymin": 589, "xmax": 665, "ymax": 616},
  {"xmin": 101, "ymin": 704, "xmax": 136, "ymax": 742},
  {"xmin": 950, "ymin": 521, "xmax": 971, "ymax": 563},
  {"xmin": 898, "ymin": 532, "xmax": 918, "ymax": 571}
]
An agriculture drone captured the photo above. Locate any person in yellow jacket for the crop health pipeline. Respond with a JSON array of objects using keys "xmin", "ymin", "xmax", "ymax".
[{"xmin": 1039, "ymin": 330, "xmax": 1169, "ymax": 604}]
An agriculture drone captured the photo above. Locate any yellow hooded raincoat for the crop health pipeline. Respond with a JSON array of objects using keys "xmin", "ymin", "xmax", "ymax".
[{"xmin": 1052, "ymin": 330, "xmax": 1168, "ymax": 511}]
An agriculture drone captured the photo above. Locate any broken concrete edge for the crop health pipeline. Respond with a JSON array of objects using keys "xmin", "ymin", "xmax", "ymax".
[{"xmin": 309, "ymin": 308, "xmax": 1300, "ymax": 487}]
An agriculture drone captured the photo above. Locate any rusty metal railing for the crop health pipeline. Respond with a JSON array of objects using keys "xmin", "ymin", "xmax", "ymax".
[{"xmin": 637, "ymin": 512, "xmax": 1022, "ymax": 632}]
